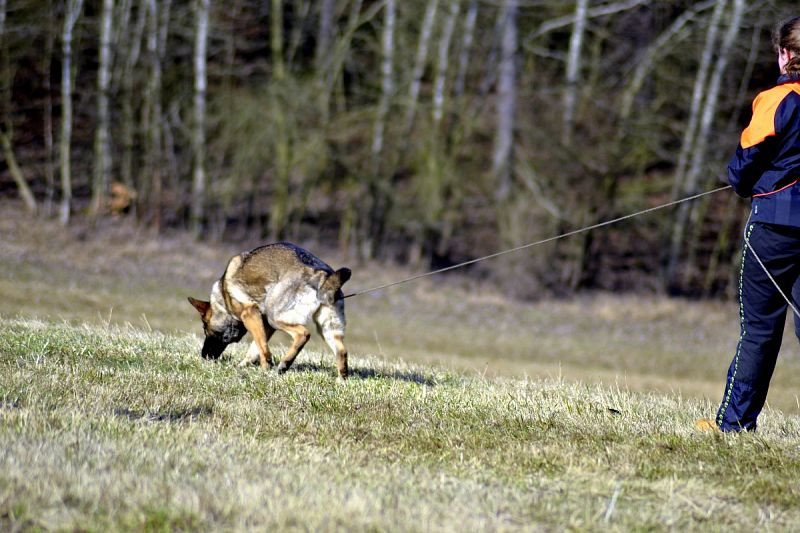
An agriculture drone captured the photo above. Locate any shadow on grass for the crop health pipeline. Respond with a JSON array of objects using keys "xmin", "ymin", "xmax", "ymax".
[
  {"xmin": 113, "ymin": 405, "xmax": 213, "ymax": 423},
  {"xmin": 290, "ymin": 360, "xmax": 437, "ymax": 386}
]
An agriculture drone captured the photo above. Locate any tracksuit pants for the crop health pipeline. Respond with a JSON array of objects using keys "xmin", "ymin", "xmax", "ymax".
[{"xmin": 716, "ymin": 221, "xmax": 800, "ymax": 432}]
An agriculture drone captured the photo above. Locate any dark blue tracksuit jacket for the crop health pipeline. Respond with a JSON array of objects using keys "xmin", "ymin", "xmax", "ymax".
[{"xmin": 717, "ymin": 74, "xmax": 800, "ymax": 431}]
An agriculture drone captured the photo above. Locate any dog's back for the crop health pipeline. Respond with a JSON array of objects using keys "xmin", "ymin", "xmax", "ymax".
[{"xmin": 223, "ymin": 242, "xmax": 350, "ymax": 318}]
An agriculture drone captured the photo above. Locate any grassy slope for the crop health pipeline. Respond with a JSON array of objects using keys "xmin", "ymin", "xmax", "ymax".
[
  {"xmin": 2, "ymin": 318, "xmax": 800, "ymax": 531},
  {"xmin": 2, "ymin": 202, "xmax": 800, "ymax": 529},
  {"xmin": 2, "ymin": 202, "xmax": 800, "ymax": 414}
]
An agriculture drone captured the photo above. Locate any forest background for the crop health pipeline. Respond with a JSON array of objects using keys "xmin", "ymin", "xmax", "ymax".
[{"xmin": 1, "ymin": 0, "xmax": 796, "ymax": 298}]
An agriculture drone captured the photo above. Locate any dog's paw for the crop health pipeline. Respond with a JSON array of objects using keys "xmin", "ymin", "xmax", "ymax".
[{"xmin": 276, "ymin": 362, "xmax": 289, "ymax": 374}]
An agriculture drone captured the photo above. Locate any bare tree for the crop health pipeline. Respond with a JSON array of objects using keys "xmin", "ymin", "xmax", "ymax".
[
  {"xmin": 271, "ymin": 0, "xmax": 285, "ymax": 81},
  {"xmin": 119, "ymin": 0, "xmax": 147, "ymax": 198},
  {"xmin": 191, "ymin": 0, "xmax": 210, "ymax": 236},
  {"xmin": 432, "ymin": 0, "xmax": 459, "ymax": 127},
  {"xmin": 562, "ymin": 0, "xmax": 588, "ymax": 146},
  {"xmin": 0, "ymin": 0, "xmax": 36, "ymax": 214},
  {"xmin": 361, "ymin": 0, "xmax": 395, "ymax": 259},
  {"xmin": 671, "ymin": 0, "xmax": 727, "ymax": 201},
  {"xmin": 664, "ymin": 0, "xmax": 728, "ymax": 288},
  {"xmin": 141, "ymin": 0, "xmax": 171, "ymax": 229},
  {"xmin": 492, "ymin": 0, "xmax": 518, "ymax": 204},
  {"xmin": 59, "ymin": 0, "xmax": 85, "ymax": 225},
  {"xmin": 453, "ymin": 0, "xmax": 477, "ymax": 101},
  {"xmin": 315, "ymin": 0, "xmax": 336, "ymax": 71},
  {"xmin": 404, "ymin": 0, "xmax": 439, "ymax": 136},
  {"xmin": 91, "ymin": 0, "xmax": 115, "ymax": 216},
  {"xmin": 677, "ymin": 0, "xmax": 747, "ymax": 288},
  {"xmin": 620, "ymin": 0, "xmax": 717, "ymax": 119},
  {"xmin": 42, "ymin": 0, "xmax": 57, "ymax": 214}
]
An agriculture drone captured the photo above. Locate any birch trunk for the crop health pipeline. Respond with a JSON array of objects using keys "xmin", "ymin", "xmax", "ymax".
[
  {"xmin": 675, "ymin": 0, "xmax": 746, "ymax": 288},
  {"xmin": 271, "ymin": 0, "xmax": 285, "ymax": 81},
  {"xmin": 453, "ymin": 0, "xmax": 477, "ymax": 101},
  {"xmin": 562, "ymin": 0, "xmax": 588, "ymax": 146},
  {"xmin": 42, "ymin": 0, "xmax": 56, "ymax": 214},
  {"xmin": 432, "ymin": 0, "xmax": 459, "ymax": 127},
  {"xmin": 315, "ymin": 0, "xmax": 336, "ymax": 71},
  {"xmin": 665, "ymin": 0, "xmax": 737, "ymax": 288},
  {"xmin": 670, "ymin": 0, "xmax": 726, "ymax": 200},
  {"xmin": 362, "ymin": 0, "xmax": 395, "ymax": 259},
  {"xmin": 141, "ymin": 0, "xmax": 170, "ymax": 229},
  {"xmin": 620, "ymin": 0, "xmax": 716, "ymax": 119},
  {"xmin": 403, "ymin": 0, "xmax": 438, "ymax": 136},
  {"xmin": 120, "ymin": 0, "xmax": 146, "ymax": 197},
  {"xmin": 268, "ymin": 0, "xmax": 291, "ymax": 240},
  {"xmin": 91, "ymin": 0, "xmax": 114, "ymax": 216},
  {"xmin": 492, "ymin": 0, "xmax": 518, "ymax": 204},
  {"xmin": 59, "ymin": 0, "xmax": 84, "ymax": 225},
  {"xmin": 191, "ymin": 0, "xmax": 210, "ymax": 236}
]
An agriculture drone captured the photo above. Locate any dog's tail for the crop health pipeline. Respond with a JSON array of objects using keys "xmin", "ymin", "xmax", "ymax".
[{"xmin": 322, "ymin": 267, "xmax": 351, "ymax": 293}]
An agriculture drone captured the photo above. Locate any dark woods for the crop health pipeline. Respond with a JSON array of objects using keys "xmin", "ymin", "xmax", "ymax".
[{"xmin": 0, "ymin": 0, "xmax": 794, "ymax": 297}]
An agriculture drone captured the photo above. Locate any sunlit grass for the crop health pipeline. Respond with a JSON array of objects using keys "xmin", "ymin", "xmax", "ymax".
[{"xmin": 1, "ymin": 317, "xmax": 799, "ymax": 531}]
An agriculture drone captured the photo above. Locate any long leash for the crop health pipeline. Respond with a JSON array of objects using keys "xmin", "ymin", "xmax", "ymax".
[
  {"xmin": 343, "ymin": 184, "xmax": 733, "ymax": 299},
  {"xmin": 742, "ymin": 215, "xmax": 800, "ymax": 319}
]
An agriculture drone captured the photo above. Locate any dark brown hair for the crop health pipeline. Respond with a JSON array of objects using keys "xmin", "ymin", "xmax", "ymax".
[{"xmin": 773, "ymin": 16, "xmax": 800, "ymax": 75}]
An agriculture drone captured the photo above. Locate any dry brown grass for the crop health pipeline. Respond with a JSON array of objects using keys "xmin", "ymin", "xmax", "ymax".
[{"xmin": 2, "ymin": 200, "xmax": 799, "ymax": 414}]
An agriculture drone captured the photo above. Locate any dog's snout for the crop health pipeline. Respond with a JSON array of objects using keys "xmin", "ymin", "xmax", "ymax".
[{"xmin": 201, "ymin": 336, "xmax": 226, "ymax": 360}]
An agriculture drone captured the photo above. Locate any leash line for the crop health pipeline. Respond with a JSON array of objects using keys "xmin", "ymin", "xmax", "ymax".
[
  {"xmin": 741, "ymin": 216, "xmax": 800, "ymax": 319},
  {"xmin": 343, "ymin": 184, "xmax": 732, "ymax": 299}
]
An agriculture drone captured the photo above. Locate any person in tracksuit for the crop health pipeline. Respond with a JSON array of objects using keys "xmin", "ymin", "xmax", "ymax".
[{"xmin": 712, "ymin": 17, "xmax": 800, "ymax": 432}]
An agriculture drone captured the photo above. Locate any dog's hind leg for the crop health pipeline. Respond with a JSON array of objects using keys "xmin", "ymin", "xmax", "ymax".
[
  {"xmin": 275, "ymin": 323, "xmax": 310, "ymax": 374},
  {"xmin": 314, "ymin": 304, "xmax": 348, "ymax": 379},
  {"xmin": 240, "ymin": 305, "xmax": 275, "ymax": 369}
]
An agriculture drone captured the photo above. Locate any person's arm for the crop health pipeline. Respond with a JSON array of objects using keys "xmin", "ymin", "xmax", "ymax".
[{"xmin": 728, "ymin": 88, "xmax": 795, "ymax": 197}]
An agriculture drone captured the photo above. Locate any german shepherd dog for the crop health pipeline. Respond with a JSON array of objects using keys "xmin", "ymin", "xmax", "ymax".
[{"xmin": 188, "ymin": 243, "xmax": 351, "ymax": 378}]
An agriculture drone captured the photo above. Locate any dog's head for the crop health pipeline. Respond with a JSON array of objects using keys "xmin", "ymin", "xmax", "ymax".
[{"xmin": 188, "ymin": 282, "xmax": 247, "ymax": 360}]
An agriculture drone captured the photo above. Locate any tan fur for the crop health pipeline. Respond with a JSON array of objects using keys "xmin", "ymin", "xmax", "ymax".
[{"xmin": 189, "ymin": 243, "xmax": 351, "ymax": 378}]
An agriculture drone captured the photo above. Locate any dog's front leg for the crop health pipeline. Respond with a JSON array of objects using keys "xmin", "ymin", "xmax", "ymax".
[
  {"xmin": 240, "ymin": 305, "xmax": 274, "ymax": 369},
  {"xmin": 238, "ymin": 340, "xmax": 261, "ymax": 367}
]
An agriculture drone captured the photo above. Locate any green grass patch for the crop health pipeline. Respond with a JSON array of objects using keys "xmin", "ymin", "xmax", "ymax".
[{"xmin": 1, "ymin": 317, "xmax": 800, "ymax": 531}]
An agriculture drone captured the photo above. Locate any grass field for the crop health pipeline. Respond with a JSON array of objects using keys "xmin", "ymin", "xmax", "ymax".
[{"xmin": 2, "ymin": 202, "xmax": 800, "ymax": 530}]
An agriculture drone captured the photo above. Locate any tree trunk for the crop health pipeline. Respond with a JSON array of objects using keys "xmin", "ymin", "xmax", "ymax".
[
  {"xmin": 120, "ymin": 0, "xmax": 146, "ymax": 201},
  {"xmin": 91, "ymin": 0, "xmax": 114, "ymax": 216},
  {"xmin": 453, "ymin": 0, "xmax": 477, "ymax": 101},
  {"xmin": 267, "ymin": 0, "xmax": 291, "ymax": 241},
  {"xmin": 620, "ymin": 0, "xmax": 717, "ymax": 119},
  {"xmin": 141, "ymin": 0, "xmax": 170, "ymax": 230},
  {"xmin": 492, "ymin": 0, "xmax": 517, "ymax": 205},
  {"xmin": 315, "ymin": 0, "xmax": 336, "ymax": 71},
  {"xmin": 679, "ymin": 0, "xmax": 746, "ymax": 289},
  {"xmin": 403, "ymin": 0, "xmax": 438, "ymax": 136},
  {"xmin": 42, "ymin": 0, "xmax": 56, "ymax": 215},
  {"xmin": 271, "ymin": 0, "xmax": 285, "ymax": 81},
  {"xmin": 361, "ymin": 0, "xmax": 395, "ymax": 259},
  {"xmin": 432, "ymin": 0, "xmax": 459, "ymax": 127},
  {"xmin": 0, "ymin": 0, "xmax": 36, "ymax": 213},
  {"xmin": 666, "ymin": 0, "xmax": 739, "ymax": 290},
  {"xmin": 59, "ymin": 0, "xmax": 84, "ymax": 226},
  {"xmin": 191, "ymin": 0, "xmax": 210, "ymax": 236},
  {"xmin": 670, "ymin": 0, "xmax": 726, "ymax": 201},
  {"xmin": 562, "ymin": 0, "xmax": 588, "ymax": 146}
]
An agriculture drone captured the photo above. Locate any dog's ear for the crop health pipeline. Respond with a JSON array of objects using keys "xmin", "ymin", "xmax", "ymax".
[
  {"xmin": 322, "ymin": 267, "xmax": 351, "ymax": 293},
  {"xmin": 188, "ymin": 297, "xmax": 211, "ymax": 316},
  {"xmin": 336, "ymin": 267, "xmax": 351, "ymax": 285}
]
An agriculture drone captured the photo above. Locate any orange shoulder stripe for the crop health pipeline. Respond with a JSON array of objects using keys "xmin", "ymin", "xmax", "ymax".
[{"xmin": 740, "ymin": 85, "xmax": 796, "ymax": 149}]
